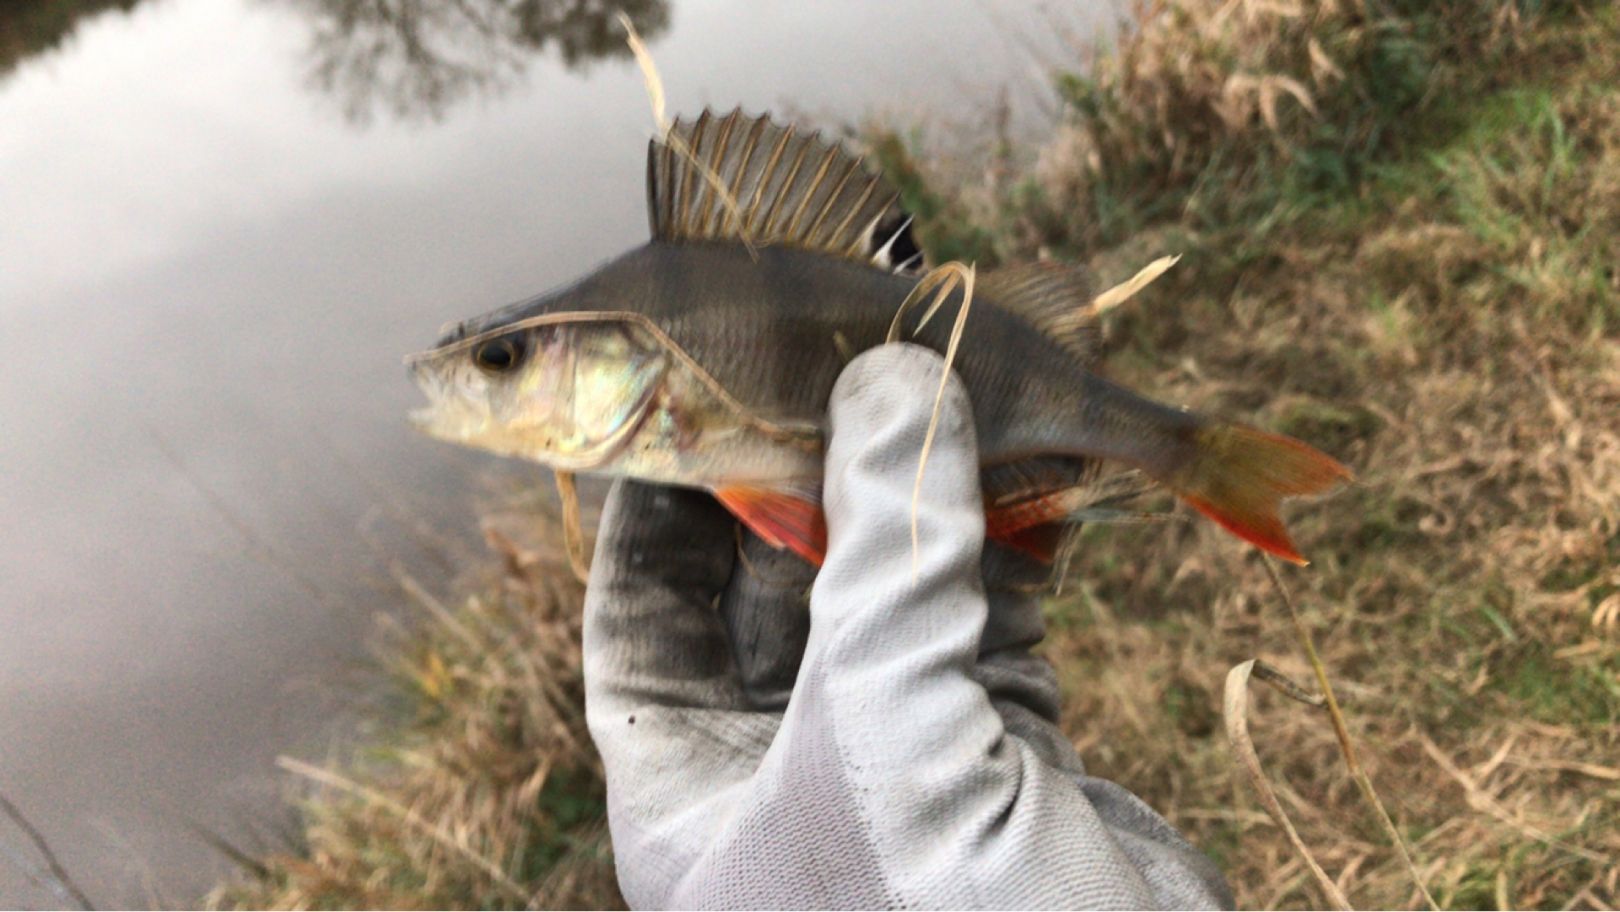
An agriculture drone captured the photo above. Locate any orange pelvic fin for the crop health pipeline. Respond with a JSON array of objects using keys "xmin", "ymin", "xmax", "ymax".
[
  {"xmin": 717, "ymin": 483, "xmax": 1076, "ymax": 566},
  {"xmin": 994, "ymin": 523, "xmax": 1069, "ymax": 562},
  {"xmin": 714, "ymin": 484, "xmax": 829, "ymax": 566},
  {"xmin": 1173, "ymin": 424, "xmax": 1354, "ymax": 565}
]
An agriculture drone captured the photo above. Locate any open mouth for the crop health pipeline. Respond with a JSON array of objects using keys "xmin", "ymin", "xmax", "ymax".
[{"xmin": 407, "ymin": 406, "xmax": 437, "ymax": 432}]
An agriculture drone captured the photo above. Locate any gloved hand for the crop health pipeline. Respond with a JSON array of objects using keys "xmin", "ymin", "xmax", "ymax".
[{"xmin": 582, "ymin": 343, "xmax": 1233, "ymax": 910}]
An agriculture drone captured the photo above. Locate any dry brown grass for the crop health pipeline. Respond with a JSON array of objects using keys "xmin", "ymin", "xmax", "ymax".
[
  {"xmin": 212, "ymin": 496, "xmax": 620, "ymax": 910},
  {"xmin": 868, "ymin": 1, "xmax": 1620, "ymax": 906},
  {"xmin": 219, "ymin": 1, "xmax": 1620, "ymax": 909}
]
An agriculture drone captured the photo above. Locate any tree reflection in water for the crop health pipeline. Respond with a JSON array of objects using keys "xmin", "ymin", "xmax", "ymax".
[
  {"xmin": 0, "ymin": 0, "xmax": 143, "ymax": 79},
  {"xmin": 287, "ymin": 0, "xmax": 670, "ymax": 123},
  {"xmin": 1, "ymin": 0, "xmax": 663, "ymax": 120}
]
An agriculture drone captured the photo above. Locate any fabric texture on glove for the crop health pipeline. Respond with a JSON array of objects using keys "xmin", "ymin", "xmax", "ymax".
[{"xmin": 583, "ymin": 343, "xmax": 1233, "ymax": 910}]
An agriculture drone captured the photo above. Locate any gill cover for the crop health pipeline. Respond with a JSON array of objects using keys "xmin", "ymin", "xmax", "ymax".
[{"xmin": 410, "ymin": 319, "xmax": 666, "ymax": 470}]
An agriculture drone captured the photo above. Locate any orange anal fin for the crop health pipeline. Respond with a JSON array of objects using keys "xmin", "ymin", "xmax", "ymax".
[
  {"xmin": 986, "ymin": 491, "xmax": 1086, "ymax": 564},
  {"xmin": 1182, "ymin": 495, "xmax": 1306, "ymax": 565},
  {"xmin": 714, "ymin": 485, "xmax": 828, "ymax": 566}
]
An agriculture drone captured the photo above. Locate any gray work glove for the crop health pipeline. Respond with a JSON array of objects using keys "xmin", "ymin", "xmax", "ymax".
[{"xmin": 583, "ymin": 343, "xmax": 1233, "ymax": 910}]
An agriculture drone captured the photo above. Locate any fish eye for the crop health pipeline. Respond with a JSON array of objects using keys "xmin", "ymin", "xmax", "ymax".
[{"xmin": 473, "ymin": 336, "xmax": 526, "ymax": 373}]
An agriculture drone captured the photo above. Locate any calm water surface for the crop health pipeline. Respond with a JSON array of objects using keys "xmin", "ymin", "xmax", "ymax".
[{"xmin": 0, "ymin": 1, "xmax": 1105, "ymax": 904}]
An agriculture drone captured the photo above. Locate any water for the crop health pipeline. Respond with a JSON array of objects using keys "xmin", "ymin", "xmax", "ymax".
[{"xmin": 0, "ymin": 0, "xmax": 1105, "ymax": 905}]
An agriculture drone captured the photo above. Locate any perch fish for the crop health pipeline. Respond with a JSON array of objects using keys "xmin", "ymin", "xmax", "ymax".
[{"xmin": 408, "ymin": 109, "xmax": 1352, "ymax": 565}]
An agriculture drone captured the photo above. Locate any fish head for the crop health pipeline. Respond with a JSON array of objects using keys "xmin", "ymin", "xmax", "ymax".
[{"xmin": 407, "ymin": 316, "xmax": 667, "ymax": 470}]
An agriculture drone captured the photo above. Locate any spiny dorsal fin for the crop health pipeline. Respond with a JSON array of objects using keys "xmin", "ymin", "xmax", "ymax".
[
  {"xmin": 977, "ymin": 261, "xmax": 1099, "ymax": 362},
  {"xmin": 646, "ymin": 107, "xmax": 909, "ymax": 266}
]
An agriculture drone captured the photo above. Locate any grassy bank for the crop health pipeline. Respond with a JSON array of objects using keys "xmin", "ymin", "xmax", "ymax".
[
  {"xmin": 211, "ymin": 493, "xmax": 619, "ymax": 909},
  {"xmin": 217, "ymin": 1, "xmax": 1620, "ymax": 908}
]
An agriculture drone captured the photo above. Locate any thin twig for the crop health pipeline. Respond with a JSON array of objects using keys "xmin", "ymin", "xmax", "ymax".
[
  {"xmin": 1249, "ymin": 658, "xmax": 1327, "ymax": 708},
  {"xmin": 1261, "ymin": 556, "xmax": 1440, "ymax": 911},
  {"xmin": 0, "ymin": 791, "xmax": 95, "ymax": 909},
  {"xmin": 182, "ymin": 819, "xmax": 271, "ymax": 878}
]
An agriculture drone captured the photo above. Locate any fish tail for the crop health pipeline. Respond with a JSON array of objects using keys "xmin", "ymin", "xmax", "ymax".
[{"xmin": 1168, "ymin": 423, "xmax": 1353, "ymax": 565}]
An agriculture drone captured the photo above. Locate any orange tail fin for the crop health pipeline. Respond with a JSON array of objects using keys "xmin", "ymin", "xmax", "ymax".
[{"xmin": 1172, "ymin": 424, "xmax": 1353, "ymax": 565}]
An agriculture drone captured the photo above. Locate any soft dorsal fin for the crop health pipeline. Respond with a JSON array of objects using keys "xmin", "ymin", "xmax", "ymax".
[
  {"xmin": 977, "ymin": 261, "xmax": 1099, "ymax": 362},
  {"xmin": 647, "ymin": 108, "xmax": 908, "ymax": 266}
]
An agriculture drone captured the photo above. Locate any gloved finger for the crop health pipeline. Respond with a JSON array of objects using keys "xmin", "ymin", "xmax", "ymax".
[
  {"xmin": 977, "ymin": 538, "xmax": 1058, "ymax": 694},
  {"xmin": 976, "ymin": 541, "xmax": 1079, "ymax": 773},
  {"xmin": 582, "ymin": 481, "xmax": 784, "ymax": 902},
  {"xmin": 981, "ymin": 528, "xmax": 1064, "ymax": 595},
  {"xmin": 718, "ymin": 531, "xmax": 816, "ymax": 710},
  {"xmin": 582, "ymin": 480, "xmax": 745, "ymax": 714},
  {"xmin": 801, "ymin": 341, "xmax": 1001, "ymax": 757},
  {"xmin": 978, "ymin": 539, "xmax": 1058, "ymax": 673},
  {"xmin": 779, "ymin": 344, "xmax": 1177, "ymax": 908}
]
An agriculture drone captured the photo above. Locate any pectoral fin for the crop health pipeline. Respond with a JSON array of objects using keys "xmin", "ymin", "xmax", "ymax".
[{"xmin": 714, "ymin": 484, "xmax": 829, "ymax": 565}]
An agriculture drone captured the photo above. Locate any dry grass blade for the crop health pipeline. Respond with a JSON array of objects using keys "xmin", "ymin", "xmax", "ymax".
[
  {"xmin": 554, "ymin": 470, "xmax": 590, "ymax": 584},
  {"xmin": 1224, "ymin": 659, "xmax": 1354, "ymax": 911},
  {"xmin": 618, "ymin": 14, "xmax": 752, "ymax": 247},
  {"xmin": 276, "ymin": 756, "xmax": 533, "ymax": 906},
  {"xmin": 1091, "ymin": 254, "xmax": 1181, "ymax": 314},
  {"xmin": 219, "ymin": 3, "xmax": 1620, "ymax": 908},
  {"xmin": 213, "ymin": 501, "xmax": 619, "ymax": 908},
  {"xmin": 1261, "ymin": 557, "xmax": 1440, "ymax": 910},
  {"xmin": 1516, "ymin": 758, "xmax": 1620, "ymax": 782},
  {"xmin": 914, "ymin": 265, "xmax": 976, "ymax": 577},
  {"xmin": 616, "ymin": 12, "xmax": 664, "ymax": 129},
  {"xmin": 884, "ymin": 261, "xmax": 977, "ymax": 577},
  {"xmin": 1418, "ymin": 735, "xmax": 1609, "ymax": 863}
]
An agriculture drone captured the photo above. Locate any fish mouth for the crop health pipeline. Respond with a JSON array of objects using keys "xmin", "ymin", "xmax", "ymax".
[
  {"xmin": 407, "ymin": 406, "xmax": 438, "ymax": 433},
  {"xmin": 405, "ymin": 359, "xmax": 459, "ymax": 438},
  {"xmin": 407, "ymin": 397, "xmax": 470, "ymax": 442}
]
